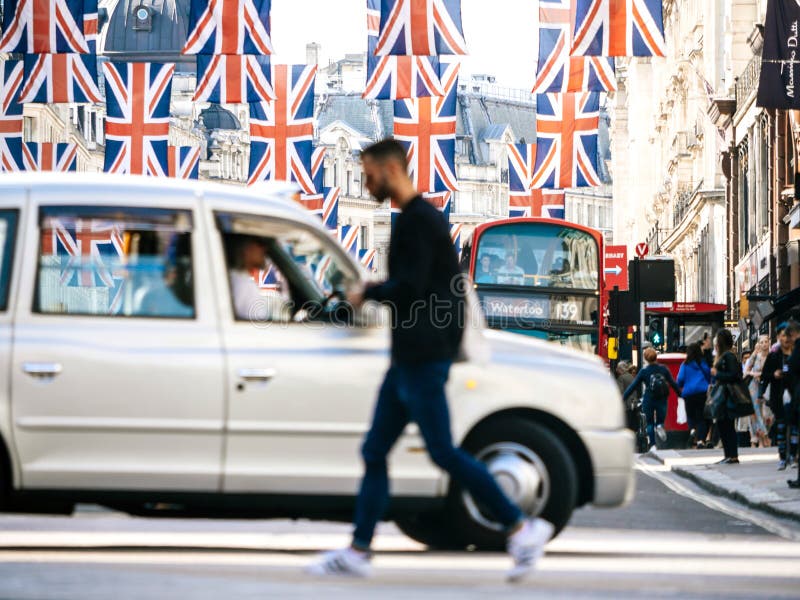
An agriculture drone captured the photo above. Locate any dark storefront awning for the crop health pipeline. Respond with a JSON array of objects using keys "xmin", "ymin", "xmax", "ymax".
[{"xmin": 761, "ymin": 286, "xmax": 800, "ymax": 325}]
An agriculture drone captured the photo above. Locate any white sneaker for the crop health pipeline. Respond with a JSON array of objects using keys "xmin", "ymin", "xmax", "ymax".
[
  {"xmin": 656, "ymin": 425, "xmax": 667, "ymax": 442},
  {"xmin": 506, "ymin": 518, "xmax": 554, "ymax": 582},
  {"xmin": 305, "ymin": 547, "xmax": 372, "ymax": 578}
]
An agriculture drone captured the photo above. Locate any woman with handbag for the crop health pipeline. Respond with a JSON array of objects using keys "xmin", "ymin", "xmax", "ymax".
[
  {"xmin": 709, "ymin": 329, "xmax": 744, "ymax": 464},
  {"xmin": 677, "ymin": 343, "xmax": 711, "ymax": 448}
]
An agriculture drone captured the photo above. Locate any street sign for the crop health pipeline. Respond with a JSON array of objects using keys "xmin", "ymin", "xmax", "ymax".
[
  {"xmin": 635, "ymin": 243, "xmax": 649, "ymax": 259},
  {"xmin": 604, "ymin": 245, "xmax": 628, "ymax": 291}
]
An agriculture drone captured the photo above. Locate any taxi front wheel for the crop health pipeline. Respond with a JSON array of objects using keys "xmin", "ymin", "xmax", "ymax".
[{"xmin": 447, "ymin": 419, "xmax": 578, "ymax": 550}]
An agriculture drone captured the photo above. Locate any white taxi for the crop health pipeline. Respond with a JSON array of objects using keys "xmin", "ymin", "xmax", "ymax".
[{"xmin": 0, "ymin": 173, "xmax": 634, "ymax": 549}]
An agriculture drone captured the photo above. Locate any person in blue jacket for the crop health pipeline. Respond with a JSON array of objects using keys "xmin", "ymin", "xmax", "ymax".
[
  {"xmin": 623, "ymin": 347, "xmax": 682, "ymax": 449},
  {"xmin": 677, "ymin": 342, "xmax": 712, "ymax": 448}
]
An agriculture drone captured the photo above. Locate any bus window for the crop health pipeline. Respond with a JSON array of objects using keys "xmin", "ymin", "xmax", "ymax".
[{"xmin": 474, "ymin": 223, "xmax": 598, "ymax": 290}]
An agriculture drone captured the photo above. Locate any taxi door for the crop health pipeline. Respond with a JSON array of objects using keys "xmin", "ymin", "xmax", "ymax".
[
  {"xmin": 208, "ymin": 208, "xmax": 440, "ymax": 497},
  {"xmin": 0, "ymin": 192, "xmax": 23, "ymax": 489},
  {"xmin": 10, "ymin": 188, "xmax": 226, "ymax": 492}
]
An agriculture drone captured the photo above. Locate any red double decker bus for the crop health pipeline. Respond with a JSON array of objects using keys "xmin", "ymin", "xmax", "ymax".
[{"xmin": 461, "ymin": 217, "xmax": 607, "ymax": 357}]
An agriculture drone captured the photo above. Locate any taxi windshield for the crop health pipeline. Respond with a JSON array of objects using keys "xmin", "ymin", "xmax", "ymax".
[{"xmin": 474, "ymin": 223, "xmax": 599, "ymax": 291}]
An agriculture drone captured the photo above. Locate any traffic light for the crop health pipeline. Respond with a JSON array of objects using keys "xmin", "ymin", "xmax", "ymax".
[{"xmin": 648, "ymin": 317, "xmax": 663, "ymax": 347}]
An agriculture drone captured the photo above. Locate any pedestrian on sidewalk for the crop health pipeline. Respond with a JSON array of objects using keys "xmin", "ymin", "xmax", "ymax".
[
  {"xmin": 784, "ymin": 321, "xmax": 800, "ymax": 488},
  {"xmin": 306, "ymin": 138, "xmax": 553, "ymax": 581},
  {"xmin": 710, "ymin": 329, "xmax": 742, "ymax": 465},
  {"xmin": 744, "ymin": 338, "xmax": 771, "ymax": 448},
  {"xmin": 623, "ymin": 348, "xmax": 682, "ymax": 450},
  {"xmin": 759, "ymin": 323, "xmax": 795, "ymax": 469},
  {"xmin": 676, "ymin": 342, "xmax": 711, "ymax": 449}
]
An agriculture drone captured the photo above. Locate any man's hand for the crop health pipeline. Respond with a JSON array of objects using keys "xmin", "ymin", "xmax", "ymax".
[
  {"xmin": 346, "ymin": 286, "xmax": 365, "ymax": 307},
  {"xmin": 775, "ymin": 369, "xmax": 783, "ymax": 380}
]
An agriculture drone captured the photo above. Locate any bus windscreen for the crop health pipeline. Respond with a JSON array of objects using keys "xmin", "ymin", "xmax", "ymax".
[{"xmin": 473, "ymin": 223, "xmax": 599, "ymax": 291}]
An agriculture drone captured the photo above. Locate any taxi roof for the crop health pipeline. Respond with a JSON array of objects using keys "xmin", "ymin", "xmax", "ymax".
[{"xmin": 0, "ymin": 172, "xmax": 314, "ymax": 224}]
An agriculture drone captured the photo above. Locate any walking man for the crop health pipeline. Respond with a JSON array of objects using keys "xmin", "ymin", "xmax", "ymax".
[{"xmin": 307, "ymin": 139, "xmax": 553, "ymax": 581}]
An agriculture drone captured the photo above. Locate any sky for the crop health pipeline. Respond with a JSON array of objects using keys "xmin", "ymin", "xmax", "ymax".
[{"xmin": 270, "ymin": 0, "xmax": 538, "ymax": 90}]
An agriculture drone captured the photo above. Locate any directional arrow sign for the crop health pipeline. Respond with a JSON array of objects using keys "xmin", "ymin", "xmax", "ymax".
[{"xmin": 604, "ymin": 245, "xmax": 628, "ymax": 291}]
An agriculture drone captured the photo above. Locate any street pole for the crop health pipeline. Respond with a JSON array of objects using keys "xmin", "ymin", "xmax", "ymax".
[
  {"xmin": 639, "ymin": 300, "xmax": 646, "ymax": 368},
  {"xmin": 632, "ymin": 257, "xmax": 644, "ymax": 368}
]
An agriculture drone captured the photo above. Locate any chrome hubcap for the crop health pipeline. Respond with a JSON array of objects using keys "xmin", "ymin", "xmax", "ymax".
[{"xmin": 462, "ymin": 442, "xmax": 550, "ymax": 531}]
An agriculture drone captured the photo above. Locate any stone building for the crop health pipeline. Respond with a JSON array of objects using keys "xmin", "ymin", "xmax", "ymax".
[
  {"xmin": 711, "ymin": 0, "xmax": 800, "ymax": 347},
  {"xmin": 611, "ymin": 0, "xmax": 728, "ymax": 305}
]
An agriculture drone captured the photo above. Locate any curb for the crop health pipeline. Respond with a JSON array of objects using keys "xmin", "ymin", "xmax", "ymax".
[
  {"xmin": 645, "ymin": 449, "xmax": 800, "ymax": 525},
  {"xmin": 670, "ymin": 466, "xmax": 800, "ymax": 525}
]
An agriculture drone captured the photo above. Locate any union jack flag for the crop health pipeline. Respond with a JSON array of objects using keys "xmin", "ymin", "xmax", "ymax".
[
  {"xmin": 168, "ymin": 145, "xmax": 201, "ymax": 179},
  {"xmin": 18, "ymin": 53, "xmax": 101, "ymax": 103},
  {"xmin": 0, "ymin": 0, "xmax": 89, "ymax": 53},
  {"xmin": 365, "ymin": 0, "xmax": 443, "ymax": 99},
  {"xmin": 183, "ymin": 0, "xmax": 274, "ymax": 55},
  {"xmin": 310, "ymin": 145, "xmax": 326, "ymax": 193},
  {"xmin": 338, "ymin": 224, "xmax": 360, "ymax": 257},
  {"xmin": 423, "ymin": 190, "xmax": 451, "ymax": 221},
  {"xmin": 571, "ymin": 0, "xmax": 665, "ymax": 57},
  {"xmin": 83, "ymin": 0, "xmax": 97, "ymax": 52},
  {"xmin": 251, "ymin": 265, "xmax": 280, "ymax": 291},
  {"xmin": 509, "ymin": 189, "xmax": 566, "ymax": 219},
  {"xmin": 450, "ymin": 222, "xmax": 462, "ymax": 255},
  {"xmin": 359, "ymin": 248, "xmax": 377, "ymax": 272},
  {"xmin": 393, "ymin": 62, "xmax": 459, "ymax": 193},
  {"xmin": 193, "ymin": 54, "xmax": 275, "ymax": 103},
  {"xmin": 247, "ymin": 64, "xmax": 316, "ymax": 191},
  {"xmin": 299, "ymin": 186, "xmax": 339, "ymax": 231},
  {"xmin": 532, "ymin": 92, "xmax": 601, "ymax": 189},
  {"xmin": 40, "ymin": 218, "xmax": 127, "ymax": 314},
  {"xmin": 533, "ymin": 0, "xmax": 615, "ymax": 93},
  {"xmin": 0, "ymin": 60, "xmax": 24, "ymax": 172},
  {"xmin": 375, "ymin": 0, "xmax": 467, "ymax": 56},
  {"xmin": 18, "ymin": 142, "xmax": 79, "ymax": 171},
  {"xmin": 0, "ymin": 138, "xmax": 25, "ymax": 171},
  {"xmin": 103, "ymin": 62, "xmax": 174, "ymax": 176},
  {"xmin": 507, "ymin": 143, "xmax": 537, "ymax": 193}
]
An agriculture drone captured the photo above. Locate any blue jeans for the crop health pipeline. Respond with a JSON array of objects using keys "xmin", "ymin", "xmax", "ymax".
[
  {"xmin": 642, "ymin": 396, "xmax": 667, "ymax": 447},
  {"xmin": 352, "ymin": 361, "xmax": 523, "ymax": 549}
]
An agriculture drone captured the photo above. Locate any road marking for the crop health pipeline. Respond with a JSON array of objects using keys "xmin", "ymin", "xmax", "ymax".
[{"xmin": 635, "ymin": 458, "xmax": 800, "ymax": 542}]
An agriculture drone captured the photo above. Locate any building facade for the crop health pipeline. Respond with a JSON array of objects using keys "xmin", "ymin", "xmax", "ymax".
[
  {"xmin": 611, "ymin": 0, "xmax": 728, "ymax": 306},
  {"xmin": 711, "ymin": 0, "xmax": 800, "ymax": 348}
]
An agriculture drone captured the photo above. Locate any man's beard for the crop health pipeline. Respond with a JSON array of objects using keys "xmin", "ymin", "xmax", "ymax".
[{"xmin": 371, "ymin": 181, "xmax": 392, "ymax": 203}]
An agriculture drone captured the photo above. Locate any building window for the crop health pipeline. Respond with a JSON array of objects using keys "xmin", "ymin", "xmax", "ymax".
[
  {"xmin": 757, "ymin": 114, "xmax": 769, "ymax": 240},
  {"xmin": 738, "ymin": 140, "xmax": 749, "ymax": 257}
]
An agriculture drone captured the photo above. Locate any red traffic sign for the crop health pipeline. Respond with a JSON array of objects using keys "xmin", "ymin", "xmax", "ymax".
[
  {"xmin": 635, "ymin": 243, "xmax": 649, "ymax": 259},
  {"xmin": 604, "ymin": 245, "xmax": 629, "ymax": 291}
]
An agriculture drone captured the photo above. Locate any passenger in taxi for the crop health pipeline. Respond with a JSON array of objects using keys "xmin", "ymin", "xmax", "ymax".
[
  {"xmin": 226, "ymin": 235, "xmax": 290, "ymax": 322},
  {"xmin": 134, "ymin": 234, "xmax": 194, "ymax": 318}
]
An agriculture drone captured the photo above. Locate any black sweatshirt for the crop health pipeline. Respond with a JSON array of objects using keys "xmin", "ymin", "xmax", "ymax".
[{"xmin": 363, "ymin": 196, "xmax": 465, "ymax": 364}]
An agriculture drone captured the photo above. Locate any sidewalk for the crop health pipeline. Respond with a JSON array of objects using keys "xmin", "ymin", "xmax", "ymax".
[{"xmin": 648, "ymin": 447, "xmax": 800, "ymax": 524}]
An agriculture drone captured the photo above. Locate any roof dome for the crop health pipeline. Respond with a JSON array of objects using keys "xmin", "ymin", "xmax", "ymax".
[
  {"xmin": 199, "ymin": 105, "xmax": 241, "ymax": 131},
  {"xmin": 102, "ymin": 0, "xmax": 192, "ymax": 62}
]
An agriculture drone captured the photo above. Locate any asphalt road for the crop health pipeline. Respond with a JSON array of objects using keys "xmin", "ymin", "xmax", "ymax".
[{"xmin": 0, "ymin": 467, "xmax": 798, "ymax": 599}]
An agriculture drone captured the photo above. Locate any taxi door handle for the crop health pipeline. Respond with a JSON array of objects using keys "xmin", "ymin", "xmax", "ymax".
[
  {"xmin": 22, "ymin": 362, "xmax": 63, "ymax": 378},
  {"xmin": 237, "ymin": 368, "xmax": 277, "ymax": 382}
]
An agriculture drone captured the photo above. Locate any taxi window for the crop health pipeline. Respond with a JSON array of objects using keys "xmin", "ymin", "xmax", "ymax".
[
  {"xmin": 34, "ymin": 207, "xmax": 195, "ymax": 318},
  {"xmin": 216, "ymin": 212, "xmax": 358, "ymax": 322},
  {"xmin": 0, "ymin": 210, "xmax": 19, "ymax": 312}
]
